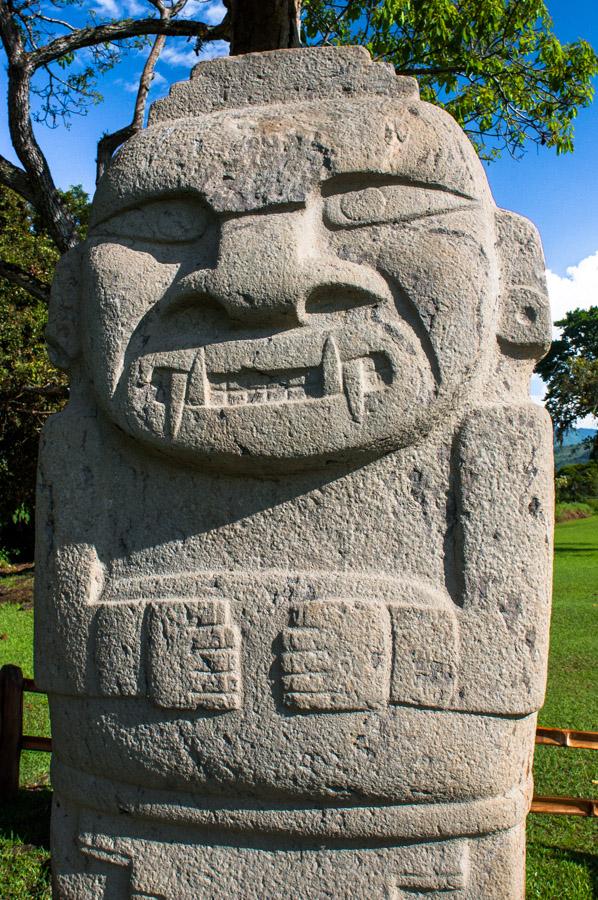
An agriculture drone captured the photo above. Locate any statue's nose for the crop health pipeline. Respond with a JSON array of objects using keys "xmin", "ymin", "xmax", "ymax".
[
  {"xmin": 187, "ymin": 210, "xmax": 391, "ymax": 326},
  {"xmin": 204, "ymin": 212, "xmax": 303, "ymax": 325}
]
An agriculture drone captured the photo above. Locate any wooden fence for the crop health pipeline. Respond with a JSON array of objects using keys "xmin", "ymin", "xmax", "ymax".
[{"xmin": 1, "ymin": 663, "xmax": 597, "ymax": 816}]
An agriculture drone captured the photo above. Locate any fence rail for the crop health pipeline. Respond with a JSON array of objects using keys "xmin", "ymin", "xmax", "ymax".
[
  {"xmin": 535, "ymin": 726, "xmax": 598, "ymax": 750},
  {"xmin": 1, "ymin": 664, "xmax": 597, "ymax": 817}
]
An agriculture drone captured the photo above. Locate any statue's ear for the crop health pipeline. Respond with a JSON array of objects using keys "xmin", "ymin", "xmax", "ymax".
[
  {"xmin": 45, "ymin": 244, "xmax": 82, "ymax": 371},
  {"xmin": 494, "ymin": 209, "xmax": 551, "ymax": 358}
]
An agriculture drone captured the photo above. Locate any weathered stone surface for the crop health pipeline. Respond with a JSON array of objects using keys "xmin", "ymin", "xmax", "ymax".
[
  {"xmin": 148, "ymin": 46, "xmax": 417, "ymax": 123},
  {"xmin": 37, "ymin": 46, "xmax": 553, "ymax": 898}
]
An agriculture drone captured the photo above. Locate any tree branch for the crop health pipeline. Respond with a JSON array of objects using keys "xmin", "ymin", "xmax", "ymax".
[
  {"xmin": 0, "ymin": 0, "xmax": 25, "ymax": 63},
  {"xmin": 1, "ymin": 0, "xmax": 230, "ymax": 254},
  {"xmin": 6, "ymin": 62, "xmax": 78, "ymax": 252},
  {"xmin": 96, "ymin": 29, "xmax": 166, "ymax": 181},
  {"xmin": 394, "ymin": 66, "xmax": 463, "ymax": 77},
  {"xmin": 0, "ymin": 155, "xmax": 35, "ymax": 204},
  {"xmin": 0, "ymin": 258, "xmax": 50, "ymax": 302},
  {"xmin": 30, "ymin": 16, "xmax": 230, "ymax": 69},
  {"xmin": 36, "ymin": 14, "xmax": 77, "ymax": 32},
  {"xmin": 1, "ymin": 0, "xmax": 78, "ymax": 250},
  {"xmin": 19, "ymin": 382, "xmax": 68, "ymax": 399}
]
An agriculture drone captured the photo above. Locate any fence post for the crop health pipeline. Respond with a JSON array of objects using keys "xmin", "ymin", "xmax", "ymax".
[{"xmin": 0, "ymin": 664, "xmax": 24, "ymax": 801}]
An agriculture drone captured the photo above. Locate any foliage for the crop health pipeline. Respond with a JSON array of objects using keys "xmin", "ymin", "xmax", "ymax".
[
  {"xmin": 554, "ymin": 501, "xmax": 593, "ymax": 523},
  {"xmin": 0, "ymin": 0, "xmax": 224, "ymax": 257},
  {"xmin": 0, "ymin": 186, "xmax": 88, "ymax": 559},
  {"xmin": 536, "ymin": 307, "xmax": 598, "ymax": 454},
  {"xmin": 302, "ymin": 0, "xmax": 598, "ymax": 161},
  {"xmin": 555, "ymin": 461, "xmax": 598, "ymax": 505}
]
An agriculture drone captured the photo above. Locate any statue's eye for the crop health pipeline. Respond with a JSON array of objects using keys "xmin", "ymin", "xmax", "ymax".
[
  {"xmin": 94, "ymin": 198, "xmax": 210, "ymax": 244},
  {"xmin": 324, "ymin": 185, "xmax": 473, "ymax": 228}
]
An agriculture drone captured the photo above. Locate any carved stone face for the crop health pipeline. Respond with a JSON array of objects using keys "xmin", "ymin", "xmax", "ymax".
[{"xmin": 81, "ymin": 98, "xmax": 497, "ymax": 470}]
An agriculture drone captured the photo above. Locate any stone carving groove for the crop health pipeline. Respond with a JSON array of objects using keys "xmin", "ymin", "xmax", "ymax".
[{"xmin": 37, "ymin": 46, "xmax": 553, "ymax": 898}]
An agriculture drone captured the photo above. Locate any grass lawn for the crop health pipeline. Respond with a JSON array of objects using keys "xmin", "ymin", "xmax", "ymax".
[
  {"xmin": 0, "ymin": 577, "xmax": 51, "ymax": 899},
  {"xmin": 527, "ymin": 514, "xmax": 598, "ymax": 898},
  {"xmin": 0, "ymin": 518, "xmax": 596, "ymax": 897}
]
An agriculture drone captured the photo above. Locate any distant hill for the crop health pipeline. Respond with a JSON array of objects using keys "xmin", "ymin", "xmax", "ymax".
[
  {"xmin": 554, "ymin": 428, "xmax": 596, "ymax": 470},
  {"xmin": 561, "ymin": 428, "xmax": 597, "ymax": 447}
]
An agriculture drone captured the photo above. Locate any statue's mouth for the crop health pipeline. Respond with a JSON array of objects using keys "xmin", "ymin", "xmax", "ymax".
[
  {"xmin": 115, "ymin": 319, "xmax": 437, "ymax": 468},
  {"xmin": 206, "ymin": 361, "xmax": 325, "ymax": 406},
  {"xmin": 133, "ymin": 334, "xmax": 395, "ymax": 434}
]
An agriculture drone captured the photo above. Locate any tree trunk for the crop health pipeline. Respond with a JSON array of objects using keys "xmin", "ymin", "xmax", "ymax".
[
  {"xmin": 8, "ymin": 62, "xmax": 77, "ymax": 253},
  {"xmin": 228, "ymin": 0, "xmax": 301, "ymax": 55}
]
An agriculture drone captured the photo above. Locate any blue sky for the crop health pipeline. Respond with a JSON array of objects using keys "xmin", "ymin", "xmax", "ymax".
[{"xmin": 1, "ymin": 0, "xmax": 597, "ymax": 415}]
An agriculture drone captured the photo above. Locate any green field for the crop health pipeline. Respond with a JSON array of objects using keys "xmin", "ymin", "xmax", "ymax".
[
  {"xmin": 0, "ymin": 574, "xmax": 51, "ymax": 900},
  {"xmin": 527, "ymin": 515, "xmax": 598, "ymax": 898},
  {"xmin": 1, "ymin": 518, "xmax": 597, "ymax": 898}
]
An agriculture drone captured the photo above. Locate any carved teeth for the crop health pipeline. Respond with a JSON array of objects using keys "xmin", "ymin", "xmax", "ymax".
[
  {"xmin": 186, "ymin": 349, "xmax": 207, "ymax": 407},
  {"xmin": 138, "ymin": 344, "xmax": 391, "ymax": 423},
  {"xmin": 322, "ymin": 335, "xmax": 342, "ymax": 396},
  {"xmin": 206, "ymin": 364, "xmax": 320, "ymax": 408},
  {"xmin": 166, "ymin": 371, "xmax": 189, "ymax": 438},
  {"xmin": 343, "ymin": 358, "xmax": 365, "ymax": 423},
  {"xmin": 209, "ymin": 385, "xmax": 309, "ymax": 407}
]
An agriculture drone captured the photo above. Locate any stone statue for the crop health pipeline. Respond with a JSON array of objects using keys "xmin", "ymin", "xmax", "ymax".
[{"xmin": 36, "ymin": 46, "xmax": 554, "ymax": 898}]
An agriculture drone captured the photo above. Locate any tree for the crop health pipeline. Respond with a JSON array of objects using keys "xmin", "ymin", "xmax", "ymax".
[
  {"xmin": 0, "ymin": 185, "xmax": 88, "ymax": 558},
  {"xmin": 535, "ymin": 307, "xmax": 598, "ymax": 457},
  {"xmin": 555, "ymin": 461, "xmax": 598, "ymax": 503},
  {"xmin": 227, "ymin": 0, "xmax": 301, "ymax": 55}
]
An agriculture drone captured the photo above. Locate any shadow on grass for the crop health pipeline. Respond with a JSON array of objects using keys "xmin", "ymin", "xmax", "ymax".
[
  {"xmin": 530, "ymin": 842, "xmax": 598, "ymax": 895},
  {"xmin": 0, "ymin": 788, "xmax": 51, "ymax": 849},
  {"xmin": 553, "ymin": 546, "xmax": 598, "ymax": 554}
]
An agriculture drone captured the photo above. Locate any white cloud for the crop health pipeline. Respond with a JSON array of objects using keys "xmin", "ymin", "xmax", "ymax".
[
  {"xmin": 197, "ymin": 39, "xmax": 229, "ymax": 61},
  {"xmin": 118, "ymin": 69, "xmax": 168, "ymax": 94},
  {"xmin": 160, "ymin": 42, "xmax": 199, "ymax": 68},
  {"xmin": 530, "ymin": 373, "xmax": 546, "ymax": 405},
  {"xmin": 160, "ymin": 37, "xmax": 228, "ymax": 69},
  {"xmin": 201, "ymin": 0, "xmax": 227, "ymax": 25},
  {"xmin": 545, "ymin": 251, "xmax": 598, "ymax": 332},
  {"xmin": 123, "ymin": 0, "xmax": 145, "ymax": 14},
  {"xmin": 179, "ymin": 0, "xmax": 227, "ymax": 23},
  {"xmin": 92, "ymin": 0, "xmax": 120, "ymax": 16},
  {"xmin": 90, "ymin": 0, "xmax": 226, "ymax": 24}
]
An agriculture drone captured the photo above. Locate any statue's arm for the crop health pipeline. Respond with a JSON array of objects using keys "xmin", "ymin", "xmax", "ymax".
[
  {"xmin": 33, "ymin": 408, "xmax": 103, "ymax": 694},
  {"xmin": 453, "ymin": 402, "xmax": 554, "ymax": 714}
]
